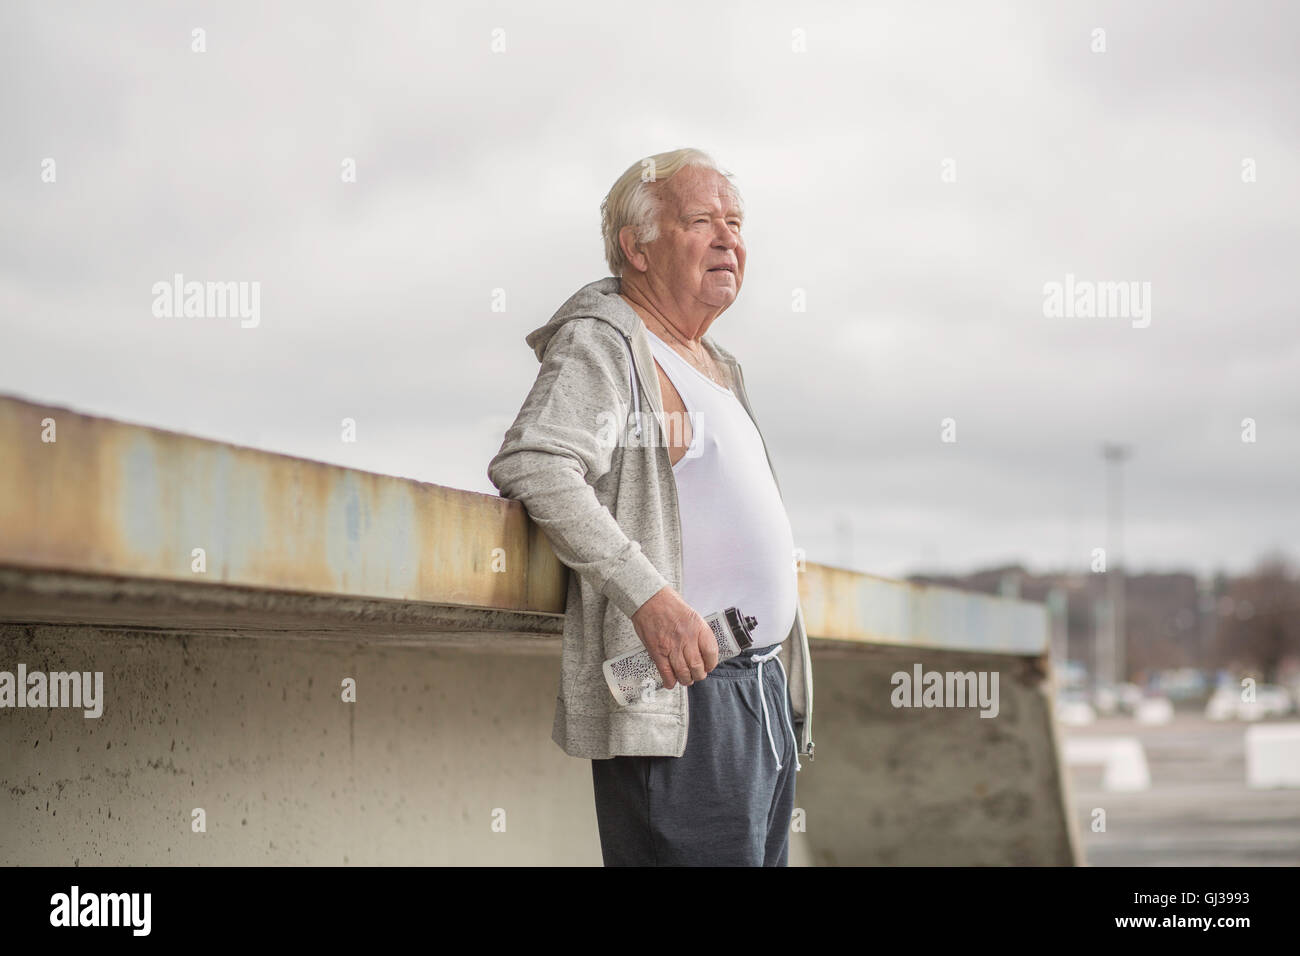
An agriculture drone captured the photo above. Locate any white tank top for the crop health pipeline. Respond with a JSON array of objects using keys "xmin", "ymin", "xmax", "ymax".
[{"xmin": 645, "ymin": 329, "xmax": 797, "ymax": 649}]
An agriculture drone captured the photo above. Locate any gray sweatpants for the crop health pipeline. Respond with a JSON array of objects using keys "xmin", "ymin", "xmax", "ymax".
[{"xmin": 590, "ymin": 642, "xmax": 799, "ymax": 866}]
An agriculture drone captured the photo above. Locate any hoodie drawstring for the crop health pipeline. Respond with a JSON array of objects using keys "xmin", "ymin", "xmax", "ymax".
[{"xmin": 624, "ymin": 334, "xmax": 642, "ymax": 439}]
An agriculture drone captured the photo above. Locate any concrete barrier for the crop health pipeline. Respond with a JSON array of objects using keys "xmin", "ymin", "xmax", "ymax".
[
  {"xmin": 1062, "ymin": 737, "xmax": 1151, "ymax": 792},
  {"xmin": 1245, "ymin": 723, "xmax": 1300, "ymax": 789},
  {"xmin": 0, "ymin": 394, "xmax": 1081, "ymax": 865},
  {"xmin": 1136, "ymin": 697, "xmax": 1175, "ymax": 725}
]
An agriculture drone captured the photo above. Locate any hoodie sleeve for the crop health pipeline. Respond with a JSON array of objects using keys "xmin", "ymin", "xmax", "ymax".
[{"xmin": 487, "ymin": 318, "xmax": 669, "ymax": 620}]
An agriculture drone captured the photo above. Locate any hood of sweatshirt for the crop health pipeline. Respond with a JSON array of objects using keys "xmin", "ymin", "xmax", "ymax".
[
  {"xmin": 525, "ymin": 275, "xmax": 740, "ymax": 365},
  {"xmin": 524, "ymin": 276, "xmax": 743, "ymax": 441},
  {"xmin": 526, "ymin": 276, "xmax": 649, "ymax": 437},
  {"xmin": 525, "ymin": 276, "xmax": 638, "ymax": 361}
]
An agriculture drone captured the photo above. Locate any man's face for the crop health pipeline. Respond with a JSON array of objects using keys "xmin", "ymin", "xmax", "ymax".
[{"xmin": 642, "ymin": 166, "xmax": 746, "ymax": 311}]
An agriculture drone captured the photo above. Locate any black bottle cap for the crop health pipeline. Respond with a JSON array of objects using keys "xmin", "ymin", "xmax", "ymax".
[{"xmin": 724, "ymin": 607, "xmax": 756, "ymax": 649}]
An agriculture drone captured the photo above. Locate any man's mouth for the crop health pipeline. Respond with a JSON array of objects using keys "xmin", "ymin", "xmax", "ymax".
[{"xmin": 707, "ymin": 265, "xmax": 735, "ymax": 273}]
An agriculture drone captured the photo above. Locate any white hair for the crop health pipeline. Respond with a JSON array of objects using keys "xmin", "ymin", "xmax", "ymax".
[{"xmin": 599, "ymin": 148, "xmax": 743, "ymax": 276}]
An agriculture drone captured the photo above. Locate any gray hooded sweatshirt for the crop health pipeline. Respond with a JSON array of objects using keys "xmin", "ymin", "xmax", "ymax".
[{"xmin": 487, "ymin": 276, "xmax": 815, "ymax": 762}]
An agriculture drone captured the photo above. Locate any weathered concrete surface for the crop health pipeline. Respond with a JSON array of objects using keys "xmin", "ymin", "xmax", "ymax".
[
  {"xmin": 0, "ymin": 567, "xmax": 563, "ymax": 649},
  {"xmin": 0, "ymin": 392, "xmax": 1078, "ymax": 865},
  {"xmin": 0, "ymin": 394, "xmax": 1048, "ymax": 656},
  {"xmin": 800, "ymin": 563, "xmax": 1048, "ymax": 654},
  {"xmin": 1, "ymin": 625, "xmax": 595, "ymax": 865},
  {"xmin": 796, "ymin": 641, "xmax": 1078, "ymax": 865},
  {"xmin": 0, "ymin": 395, "xmax": 567, "ymax": 613},
  {"xmin": 1, "ymin": 622, "xmax": 1075, "ymax": 866}
]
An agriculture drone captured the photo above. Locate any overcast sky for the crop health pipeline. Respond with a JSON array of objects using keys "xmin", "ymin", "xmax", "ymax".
[{"xmin": 3, "ymin": 0, "xmax": 1296, "ymax": 582}]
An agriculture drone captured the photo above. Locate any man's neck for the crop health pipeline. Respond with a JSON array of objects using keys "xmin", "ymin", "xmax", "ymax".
[{"xmin": 617, "ymin": 281, "xmax": 716, "ymax": 347}]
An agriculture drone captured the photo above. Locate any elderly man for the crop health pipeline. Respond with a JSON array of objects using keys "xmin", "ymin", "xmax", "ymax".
[{"xmin": 487, "ymin": 148, "xmax": 814, "ymax": 866}]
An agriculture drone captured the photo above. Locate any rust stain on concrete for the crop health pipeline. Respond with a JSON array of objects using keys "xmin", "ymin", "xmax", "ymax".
[
  {"xmin": 2, "ymin": 395, "xmax": 1046, "ymax": 654},
  {"xmin": 0, "ymin": 395, "xmax": 566, "ymax": 613}
]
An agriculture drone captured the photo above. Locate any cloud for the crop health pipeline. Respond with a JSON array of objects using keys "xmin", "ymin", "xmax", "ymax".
[{"xmin": 2, "ymin": 0, "xmax": 1296, "ymax": 581}]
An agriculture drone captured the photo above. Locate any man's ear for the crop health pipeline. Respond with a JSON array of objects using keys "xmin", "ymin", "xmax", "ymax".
[{"xmin": 618, "ymin": 225, "xmax": 648, "ymax": 274}]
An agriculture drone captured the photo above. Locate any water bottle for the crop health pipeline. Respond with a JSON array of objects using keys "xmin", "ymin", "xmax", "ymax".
[{"xmin": 602, "ymin": 607, "xmax": 757, "ymax": 705}]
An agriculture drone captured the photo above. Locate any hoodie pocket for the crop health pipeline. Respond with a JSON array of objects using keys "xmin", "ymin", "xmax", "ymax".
[
  {"xmin": 616, "ymin": 674, "xmax": 684, "ymax": 715},
  {"xmin": 563, "ymin": 662, "xmax": 616, "ymax": 717},
  {"xmin": 568, "ymin": 657, "xmax": 684, "ymax": 716}
]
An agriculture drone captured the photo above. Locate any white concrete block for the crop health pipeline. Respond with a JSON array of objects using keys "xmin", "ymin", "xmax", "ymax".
[
  {"xmin": 1063, "ymin": 736, "xmax": 1151, "ymax": 791},
  {"xmin": 1057, "ymin": 701, "xmax": 1096, "ymax": 726},
  {"xmin": 1136, "ymin": 697, "xmax": 1174, "ymax": 724},
  {"xmin": 1245, "ymin": 723, "xmax": 1300, "ymax": 789}
]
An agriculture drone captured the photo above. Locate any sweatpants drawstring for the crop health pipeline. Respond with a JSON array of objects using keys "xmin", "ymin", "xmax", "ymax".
[{"xmin": 750, "ymin": 644, "xmax": 801, "ymax": 772}]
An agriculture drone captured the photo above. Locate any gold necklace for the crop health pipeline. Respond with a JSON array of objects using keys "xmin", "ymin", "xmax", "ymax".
[{"xmin": 645, "ymin": 317, "xmax": 728, "ymax": 389}]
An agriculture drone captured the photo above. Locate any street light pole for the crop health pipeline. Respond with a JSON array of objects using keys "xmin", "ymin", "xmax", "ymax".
[{"xmin": 1102, "ymin": 443, "xmax": 1131, "ymax": 686}]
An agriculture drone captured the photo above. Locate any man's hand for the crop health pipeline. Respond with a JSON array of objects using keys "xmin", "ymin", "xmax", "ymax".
[{"xmin": 630, "ymin": 586, "xmax": 719, "ymax": 690}]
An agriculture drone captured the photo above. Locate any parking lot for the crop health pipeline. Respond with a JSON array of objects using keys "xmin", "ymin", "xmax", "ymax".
[{"xmin": 1062, "ymin": 713, "xmax": 1300, "ymax": 866}]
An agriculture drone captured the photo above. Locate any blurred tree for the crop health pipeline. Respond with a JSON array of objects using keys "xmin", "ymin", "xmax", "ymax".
[{"xmin": 1212, "ymin": 552, "xmax": 1300, "ymax": 683}]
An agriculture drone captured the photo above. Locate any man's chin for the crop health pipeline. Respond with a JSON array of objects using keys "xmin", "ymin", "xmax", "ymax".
[{"xmin": 700, "ymin": 284, "xmax": 739, "ymax": 307}]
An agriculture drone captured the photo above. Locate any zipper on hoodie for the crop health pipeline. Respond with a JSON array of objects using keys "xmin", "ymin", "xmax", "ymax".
[
  {"xmin": 621, "ymin": 327, "xmax": 690, "ymax": 754},
  {"xmin": 620, "ymin": 330, "xmax": 684, "ymax": 588}
]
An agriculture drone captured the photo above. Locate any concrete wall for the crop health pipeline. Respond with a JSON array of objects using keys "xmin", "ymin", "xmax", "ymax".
[
  {"xmin": 799, "ymin": 642, "xmax": 1075, "ymax": 865},
  {"xmin": 2, "ymin": 626, "xmax": 1074, "ymax": 866},
  {"xmin": 3, "ymin": 624, "xmax": 596, "ymax": 866},
  {"xmin": 0, "ymin": 394, "xmax": 1080, "ymax": 865}
]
